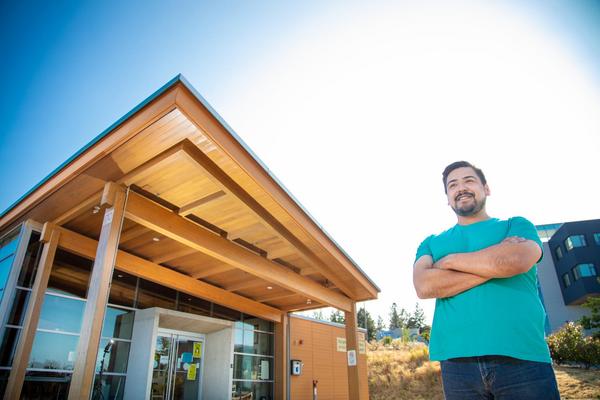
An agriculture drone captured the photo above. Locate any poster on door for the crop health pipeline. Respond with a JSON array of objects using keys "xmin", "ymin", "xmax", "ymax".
[
  {"xmin": 187, "ymin": 363, "xmax": 197, "ymax": 380},
  {"xmin": 193, "ymin": 342, "xmax": 202, "ymax": 358}
]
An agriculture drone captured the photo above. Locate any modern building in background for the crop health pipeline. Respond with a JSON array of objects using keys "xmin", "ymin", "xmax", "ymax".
[
  {"xmin": 0, "ymin": 76, "xmax": 378, "ymax": 399},
  {"xmin": 536, "ymin": 220, "xmax": 599, "ymax": 334}
]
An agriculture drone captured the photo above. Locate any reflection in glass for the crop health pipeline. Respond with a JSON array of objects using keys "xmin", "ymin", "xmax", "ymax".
[
  {"xmin": 562, "ymin": 273, "xmax": 571, "ymax": 288},
  {"xmin": 594, "ymin": 233, "xmax": 600, "ymax": 246},
  {"xmin": 233, "ymin": 355, "xmax": 273, "ymax": 381},
  {"xmin": 39, "ymin": 294, "xmax": 85, "ymax": 333},
  {"xmin": 47, "ymin": 250, "xmax": 92, "ymax": 298},
  {"xmin": 573, "ymin": 263, "xmax": 597, "ymax": 280},
  {"xmin": 0, "ymin": 228, "xmax": 19, "ymax": 261},
  {"xmin": 17, "ymin": 232, "xmax": 42, "ymax": 288},
  {"xmin": 102, "ymin": 307, "xmax": 134, "ymax": 339},
  {"xmin": 29, "ymin": 331, "xmax": 79, "ymax": 370},
  {"xmin": 95, "ymin": 339, "xmax": 130, "ymax": 373},
  {"xmin": 212, "ymin": 303, "xmax": 241, "ymax": 321},
  {"xmin": 243, "ymin": 316, "xmax": 274, "ymax": 333},
  {"xmin": 0, "ymin": 256, "xmax": 15, "ymax": 302},
  {"xmin": 565, "ymin": 235, "xmax": 587, "ymax": 251},
  {"xmin": 177, "ymin": 293, "xmax": 211, "ymax": 317},
  {"xmin": 554, "ymin": 246, "xmax": 563, "ymax": 260},
  {"xmin": 0, "ymin": 327, "xmax": 21, "ymax": 367},
  {"xmin": 6, "ymin": 288, "xmax": 29, "ymax": 326},
  {"xmin": 22, "ymin": 371, "xmax": 71, "ymax": 400},
  {"xmin": 109, "ymin": 270, "xmax": 137, "ymax": 308},
  {"xmin": 136, "ymin": 279, "xmax": 176, "ymax": 309},
  {"xmin": 92, "ymin": 374, "xmax": 125, "ymax": 400},
  {"xmin": 232, "ymin": 380, "xmax": 273, "ymax": 399}
]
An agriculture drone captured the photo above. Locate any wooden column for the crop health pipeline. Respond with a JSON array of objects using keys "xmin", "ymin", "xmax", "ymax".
[
  {"xmin": 345, "ymin": 302, "xmax": 366, "ymax": 400},
  {"xmin": 274, "ymin": 312, "xmax": 289, "ymax": 399},
  {"xmin": 67, "ymin": 183, "xmax": 127, "ymax": 400},
  {"xmin": 5, "ymin": 223, "xmax": 60, "ymax": 399}
]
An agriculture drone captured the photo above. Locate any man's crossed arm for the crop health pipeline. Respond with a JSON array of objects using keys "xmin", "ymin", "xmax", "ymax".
[{"xmin": 413, "ymin": 237, "xmax": 541, "ymax": 299}]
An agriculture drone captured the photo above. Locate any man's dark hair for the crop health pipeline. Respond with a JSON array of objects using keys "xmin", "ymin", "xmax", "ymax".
[{"xmin": 442, "ymin": 161, "xmax": 487, "ymax": 193}]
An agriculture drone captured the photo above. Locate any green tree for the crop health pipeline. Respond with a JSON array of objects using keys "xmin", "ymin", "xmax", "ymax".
[
  {"xmin": 330, "ymin": 309, "xmax": 345, "ymax": 324},
  {"xmin": 376, "ymin": 315, "xmax": 386, "ymax": 332},
  {"xmin": 358, "ymin": 308, "xmax": 376, "ymax": 341},
  {"xmin": 406, "ymin": 302, "xmax": 426, "ymax": 329},
  {"xmin": 311, "ymin": 310, "xmax": 325, "ymax": 321},
  {"xmin": 389, "ymin": 303, "xmax": 401, "ymax": 330},
  {"xmin": 579, "ymin": 295, "xmax": 600, "ymax": 339}
]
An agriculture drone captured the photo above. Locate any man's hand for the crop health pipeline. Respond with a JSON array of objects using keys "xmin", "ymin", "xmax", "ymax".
[
  {"xmin": 413, "ymin": 255, "xmax": 489, "ymax": 299},
  {"xmin": 434, "ymin": 237, "xmax": 541, "ymax": 278}
]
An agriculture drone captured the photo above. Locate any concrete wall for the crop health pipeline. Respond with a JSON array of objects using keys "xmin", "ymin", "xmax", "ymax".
[
  {"xmin": 202, "ymin": 327, "xmax": 234, "ymax": 400},
  {"xmin": 123, "ymin": 308, "xmax": 159, "ymax": 400},
  {"xmin": 538, "ymin": 243, "xmax": 591, "ymax": 333},
  {"xmin": 289, "ymin": 316, "xmax": 368, "ymax": 400}
]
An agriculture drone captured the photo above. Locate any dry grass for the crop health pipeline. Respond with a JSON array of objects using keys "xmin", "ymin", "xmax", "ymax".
[{"xmin": 367, "ymin": 342, "xmax": 600, "ymax": 400}]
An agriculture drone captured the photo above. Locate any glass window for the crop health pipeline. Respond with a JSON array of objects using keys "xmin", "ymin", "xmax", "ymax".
[
  {"xmin": 594, "ymin": 233, "xmax": 600, "ymax": 246},
  {"xmin": 573, "ymin": 263, "xmax": 597, "ymax": 280},
  {"xmin": 17, "ymin": 231, "xmax": 42, "ymax": 288},
  {"xmin": 22, "ymin": 371, "xmax": 72, "ymax": 398},
  {"xmin": 232, "ymin": 381, "xmax": 273, "ymax": 400},
  {"xmin": 241, "ymin": 331, "xmax": 273, "ymax": 356},
  {"xmin": 0, "ymin": 257, "xmax": 15, "ymax": 302},
  {"xmin": 243, "ymin": 316, "xmax": 274, "ymax": 333},
  {"xmin": 212, "ymin": 303, "xmax": 241, "ymax": 321},
  {"xmin": 39, "ymin": 294, "xmax": 85, "ymax": 333},
  {"xmin": 562, "ymin": 273, "xmax": 571, "ymax": 288},
  {"xmin": 0, "ymin": 369, "xmax": 9, "ymax": 398},
  {"xmin": 565, "ymin": 235, "xmax": 587, "ymax": 251},
  {"xmin": 554, "ymin": 246, "xmax": 563, "ymax": 260},
  {"xmin": 102, "ymin": 307, "xmax": 134, "ymax": 340},
  {"xmin": 29, "ymin": 331, "xmax": 79, "ymax": 370},
  {"xmin": 0, "ymin": 229, "xmax": 20, "ymax": 262},
  {"xmin": 109, "ymin": 270, "xmax": 137, "ymax": 308},
  {"xmin": 6, "ymin": 288, "xmax": 30, "ymax": 326},
  {"xmin": 95, "ymin": 339, "xmax": 130, "ymax": 373},
  {"xmin": 177, "ymin": 293, "xmax": 211, "ymax": 317},
  {"xmin": 91, "ymin": 374, "xmax": 125, "ymax": 400},
  {"xmin": 0, "ymin": 327, "xmax": 21, "ymax": 367},
  {"xmin": 233, "ymin": 354, "xmax": 273, "ymax": 381},
  {"xmin": 136, "ymin": 279, "xmax": 176, "ymax": 309},
  {"xmin": 47, "ymin": 250, "xmax": 92, "ymax": 299}
]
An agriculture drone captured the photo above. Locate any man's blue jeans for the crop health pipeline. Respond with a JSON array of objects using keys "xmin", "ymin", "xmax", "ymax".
[{"xmin": 440, "ymin": 355, "xmax": 560, "ymax": 399}]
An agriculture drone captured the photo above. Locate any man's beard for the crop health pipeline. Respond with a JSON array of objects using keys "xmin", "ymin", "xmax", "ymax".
[{"xmin": 452, "ymin": 196, "xmax": 486, "ymax": 217}]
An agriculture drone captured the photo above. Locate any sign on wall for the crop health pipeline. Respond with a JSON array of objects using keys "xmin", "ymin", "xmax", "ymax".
[{"xmin": 336, "ymin": 337, "xmax": 346, "ymax": 352}]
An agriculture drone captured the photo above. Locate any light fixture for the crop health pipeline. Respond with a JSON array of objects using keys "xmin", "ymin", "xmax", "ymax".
[
  {"xmin": 117, "ymin": 274, "xmax": 123, "ymax": 278},
  {"xmin": 152, "ymin": 237, "xmax": 160, "ymax": 242},
  {"xmin": 266, "ymin": 286, "xmax": 273, "ymax": 290},
  {"xmin": 92, "ymin": 206, "xmax": 101, "ymax": 214},
  {"xmin": 306, "ymin": 299, "xmax": 312, "ymax": 305}
]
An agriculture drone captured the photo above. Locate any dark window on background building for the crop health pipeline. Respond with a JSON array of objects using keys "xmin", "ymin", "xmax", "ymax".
[
  {"xmin": 594, "ymin": 233, "xmax": 600, "ymax": 246},
  {"xmin": 562, "ymin": 272, "xmax": 571, "ymax": 288},
  {"xmin": 555, "ymin": 246, "xmax": 563, "ymax": 260},
  {"xmin": 565, "ymin": 235, "xmax": 587, "ymax": 251},
  {"xmin": 572, "ymin": 263, "xmax": 597, "ymax": 280}
]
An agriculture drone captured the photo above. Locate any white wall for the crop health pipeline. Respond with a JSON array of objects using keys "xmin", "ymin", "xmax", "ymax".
[
  {"xmin": 202, "ymin": 327, "xmax": 234, "ymax": 400},
  {"xmin": 123, "ymin": 308, "xmax": 159, "ymax": 400}
]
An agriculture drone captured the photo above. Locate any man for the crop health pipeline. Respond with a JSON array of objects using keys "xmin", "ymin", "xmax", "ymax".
[{"xmin": 413, "ymin": 161, "xmax": 560, "ymax": 399}]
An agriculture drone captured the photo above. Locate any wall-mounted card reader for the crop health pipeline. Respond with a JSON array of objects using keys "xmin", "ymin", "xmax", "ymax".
[{"xmin": 290, "ymin": 359, "xmax": 302, "ymax": 375}]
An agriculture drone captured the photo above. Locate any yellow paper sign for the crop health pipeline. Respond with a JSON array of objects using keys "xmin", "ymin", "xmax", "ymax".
[
  {"xmin": 187, "ymin": 363, "xmax": 197, "ymax": 380},
  {"xmin": 193, "ymin": 342, "xmax": 202, "ymax": 358}
]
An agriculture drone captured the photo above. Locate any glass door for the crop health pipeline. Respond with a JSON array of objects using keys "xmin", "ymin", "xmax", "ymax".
[{"xmin": 151, "ymin": 330, "xmax": 205, "ymax": 400}]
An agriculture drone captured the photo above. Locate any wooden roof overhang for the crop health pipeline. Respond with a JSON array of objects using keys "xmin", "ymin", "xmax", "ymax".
[{"xmin": 0, "ymin": 75, "xmax": 379, "ymax": 322}]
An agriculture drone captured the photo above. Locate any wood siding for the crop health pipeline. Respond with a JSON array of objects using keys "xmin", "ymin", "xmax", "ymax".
[{"xmin": 290, "ymin": 317, "xmax": 368, "ymax": 400}]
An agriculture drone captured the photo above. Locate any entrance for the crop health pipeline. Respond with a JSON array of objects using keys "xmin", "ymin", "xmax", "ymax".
[{"xmin": 151, "ymin": 329, "xmax": 205, "ymax": 400}]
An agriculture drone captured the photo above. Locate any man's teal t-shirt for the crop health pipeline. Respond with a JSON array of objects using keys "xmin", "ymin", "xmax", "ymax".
[{"xmin": 415, "ymin": 217, "xmax": 551, "ymax": 363}]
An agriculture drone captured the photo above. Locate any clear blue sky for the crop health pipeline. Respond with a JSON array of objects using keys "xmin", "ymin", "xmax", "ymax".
[{"xmin": 1, "ymin": 1, "xmax": 600, "ymax": 322}]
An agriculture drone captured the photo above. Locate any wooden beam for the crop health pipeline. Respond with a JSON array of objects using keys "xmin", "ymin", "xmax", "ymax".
[
  {"xmin": 68, "ymin": 184, "xmax": 127, "ymax": 400},
  {"xmin": 224, "ymin": 277, "xmax": 265, "ymax": 292},
  {"xmin": 345, "ymin": 302, "xmax": 367, "ymax": 400},
  {"xmin": 119, "ymin": 225, "xmax": 148, "ymax": 243},
  {"xmin": 178, "ymin": 139, "xmax": 357, "ymax": 298},
  {"xmin": 178, "ymin": 190, "xmax": 226, "ymax": 215},
  {"xmin": 125, "ymin": 191, "xmax": 353, "ymax": 311},
  {"xmin": 5, "ymin": 224, "xmax": 60, "ymax": 399},
  {"xmin": 52, "ymin": 192, "xmax": 102, "ymax": 225},
  {"xmin": 0, "ymin": 86, "xmax": 179, "ymax": 230},
  {"xmin": 274, "ymin": 313, "xmax": 289, "ymax": 400},
  {"xmin": 191, "ymin": 264, "xmax": 235, "ymax": 279},
  {"xmin": 54, "ymin": 226, "xmax": 282, "ymax": 322},
  {"xmin": 279, "ymin": 302, "xmax": 324, "ymax": 312},
  {"xmin": 151, "ymin": 247, "xmax": 196, "ymax": 264},
  {"xmin": 175, "ymin": 90, "xmax": 378, "ymax": 298},
  {"xmin": 255, "ymin": 292, "xmax": 297, "ymax": 303}
]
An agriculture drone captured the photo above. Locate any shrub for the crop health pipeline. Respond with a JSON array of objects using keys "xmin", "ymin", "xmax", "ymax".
[
  {"xmin": 547, "ymin": 322, "xmax": 600, "ymax": 369},
  {"xmin": 383, "ymin": 336, "xmax": 393, "ymax": 346}
]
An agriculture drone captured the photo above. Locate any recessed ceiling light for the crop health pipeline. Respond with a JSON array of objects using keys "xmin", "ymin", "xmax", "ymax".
[
  {"xmin": 266, "ymin": 286, "xmax": 273, "ymax": 290},
  {"xmin": 306, "ymin": 299, "xmax": 312, "ymax": 305},
  {"xmin": 92, "ymin": 206, "xmax": 100, "ymax": 214},
  {"xmin": 117, "ymin": 274, "xmax": 123, "ymax": 278},
  {"xmin": 152, "ymin": 237, "xmax": 160, "ymax": 242}
]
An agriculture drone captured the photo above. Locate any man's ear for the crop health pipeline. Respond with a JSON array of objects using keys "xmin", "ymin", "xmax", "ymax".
[{"xmin": 484, "ymin": 184, "xmax": 491, "ymax": 196}]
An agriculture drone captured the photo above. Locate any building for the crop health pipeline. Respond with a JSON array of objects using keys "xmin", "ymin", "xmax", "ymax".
[
  {"xmin": 0, "ymin": 75, "xmax": 379, "ymax": 399},
  {"xmin": 536, "ymin": 220, "xmax": 599, "ymax": 334}
]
